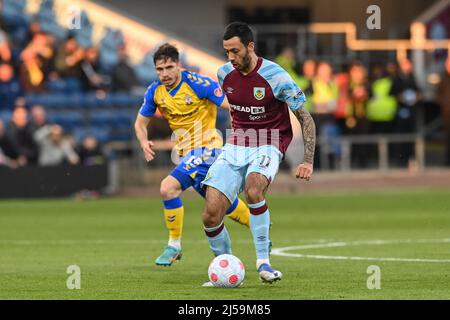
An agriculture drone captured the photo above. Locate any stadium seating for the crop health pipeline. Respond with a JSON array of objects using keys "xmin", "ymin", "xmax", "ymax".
[
  {"xmin": 71, "ymin": 126, "xmax": 110, "ymax": 144},
  {"xmin": 36, "ymin": 0, "xmax": 67, "ymax": 40},
  {"xmin": 2, "ymin": 0, "xmax": 29, "ymax": 47},
  {"xmin": 47, "ymin": 111, "xmax": 85, "ymax": 129},
  {"xmin": 73, "ymin": 10, "xmax": 93, "ymax": 48},
  {"xmin": 46, "ymin": 78, "xmax": 83, "ymax": 94},
  {"xmin": 0, "ymin": 0, "xmax": 203, "ymax": 145},
  {"xmin": 135, "ymin": 51, "xmax": 158, "ymax": 85},
  {"xmin": 99, "ymin": 27, "xmax": 124, "ymax": 74},
  {"xmin": 0, "ymin": 110, "xmax": 12, "ymax": 123}
]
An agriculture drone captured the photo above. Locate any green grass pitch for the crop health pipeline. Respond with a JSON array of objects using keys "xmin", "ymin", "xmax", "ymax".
[{"xmin": 1, "ymin": 188, "xmax": 450, "ymax": 299}]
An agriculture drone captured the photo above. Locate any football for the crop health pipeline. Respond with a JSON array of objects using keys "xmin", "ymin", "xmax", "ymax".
[{"xmin": 208, "ymin": 254, "xmax": 245, "ymax": 288}]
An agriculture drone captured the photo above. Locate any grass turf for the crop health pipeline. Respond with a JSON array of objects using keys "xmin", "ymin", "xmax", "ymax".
[{"xmin": 0, "ymin": 188, "xmax": 450, "ymax": 299}]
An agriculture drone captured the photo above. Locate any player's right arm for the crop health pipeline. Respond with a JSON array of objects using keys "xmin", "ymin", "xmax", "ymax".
[
  {"xmin": 134, "ymin": 83, "xmax": 158, "ymax": 162},
  {"xmin": 134, "ymin": 114, "xmax": 155, "ymax": 162}
]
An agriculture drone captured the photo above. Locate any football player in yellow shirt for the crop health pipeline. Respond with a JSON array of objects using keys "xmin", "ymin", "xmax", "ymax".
[{"xmin": 135, "ymin": 43, "xmax": 250, "ymax": 266}]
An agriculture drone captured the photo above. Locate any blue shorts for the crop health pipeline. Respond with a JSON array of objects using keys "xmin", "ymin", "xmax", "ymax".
[
  {"xmin": 170, "ymin": 147, "xmax": 222, "ymax": 198},
  {"xmin": 201, "ymin": 144, "xmax": 282, "ymax": 203}
]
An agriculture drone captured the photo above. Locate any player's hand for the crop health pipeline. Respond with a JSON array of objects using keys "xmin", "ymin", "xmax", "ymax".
[
  {"xmin": 295, "ymin": 162, "xmax": 313, "ymax": 181},
  {"xmin": 141, "ymin": 140, "xmax": 155, "ymax": 162}
]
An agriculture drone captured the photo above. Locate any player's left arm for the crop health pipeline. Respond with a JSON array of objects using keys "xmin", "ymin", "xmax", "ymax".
[
  {"xmin": 218, "ymin": 96, "xmax": 230, "ymax": 110},
  {"xmin": 272, "ymin": 69, "xmax": 316, "ymax": 181},
  {"xmin": 292, "ymin": 107, "xmax": 316, "ymax": 181}
]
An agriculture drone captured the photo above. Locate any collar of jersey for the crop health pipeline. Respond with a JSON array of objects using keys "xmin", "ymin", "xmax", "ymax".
[
  {"xmin": 240, "ymin": 57, "xmax": 263, "ymax": 77},
  {"xmin": 165, "ymin": 71, "xmax": 184, "ymax": 97}
]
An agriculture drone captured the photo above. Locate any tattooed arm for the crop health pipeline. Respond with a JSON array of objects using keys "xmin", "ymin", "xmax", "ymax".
[{"xmin": 293, "ymin": 108, "xmax": 316, "ymax": 181}]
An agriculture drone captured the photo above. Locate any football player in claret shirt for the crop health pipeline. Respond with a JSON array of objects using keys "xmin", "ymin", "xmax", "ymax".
[
  {"xmin": 134, "ymin": 43, "xmax": 251, "ymax": 266},
  {"xmin": 201, "ymin": 22, "xmax": 316, "ymax": 284}
]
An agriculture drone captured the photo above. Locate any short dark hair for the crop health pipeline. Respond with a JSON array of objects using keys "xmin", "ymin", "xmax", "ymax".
[
  {"xmin": 153, "ymin": 43, "xmax": 179, "ymax": 65},
  {"xmin": 223, "ymin": 22, "xmax": 254, "ymax": 46}
]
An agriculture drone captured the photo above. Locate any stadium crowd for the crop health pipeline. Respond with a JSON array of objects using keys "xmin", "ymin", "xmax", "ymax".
[
  {"xmin": 0, "ymin": 13, "xmax": 140, "ymax": 105},
  {"xmin": 151, "ymin": 49, "xmax": 450, "ymax": 170},
  {"xmin": 0, "ymin": 28, "xmax": 131, "ymax": 168},
  {"xmin": 0, "ymin": 104, "xmax": 106, "ymax": 168},
  {"xmin": 0, "ymin": 1, "xmax": 449, "ymax": 170},
  {"xmin": 275, "ymin": 48, "xmax": 450, "ymax": 169},
  {"xmin": 0, "ymin": 1, "xmax": 136, "ymax": 169}
]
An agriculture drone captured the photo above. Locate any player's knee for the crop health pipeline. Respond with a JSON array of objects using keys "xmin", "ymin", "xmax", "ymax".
[
  {"xmin": 202, "ymin": 203, "xmax": 222, "ymax": 227},
  {"xmin": 160, "ymin": 180, "xmax": 181, "ymax": 200},
  {"xmin": 245, "ymin": 186, "xmax": 264, "ymax": 204}
]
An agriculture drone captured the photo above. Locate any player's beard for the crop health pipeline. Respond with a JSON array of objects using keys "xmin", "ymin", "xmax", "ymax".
[{"xmin": 235, "ymin": 49, "xmax": 252, "ymax": 73}]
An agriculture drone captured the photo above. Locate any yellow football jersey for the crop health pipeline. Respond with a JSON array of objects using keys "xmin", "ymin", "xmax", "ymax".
[{"xmin": 139, "ymin": 70, "xmax": 225, "ymax": 155}]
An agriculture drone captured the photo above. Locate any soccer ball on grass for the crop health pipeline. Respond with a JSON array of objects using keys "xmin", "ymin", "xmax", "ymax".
[{"xmin": 208, "ymin": 254, "xmax": 245, "ymax": 288}]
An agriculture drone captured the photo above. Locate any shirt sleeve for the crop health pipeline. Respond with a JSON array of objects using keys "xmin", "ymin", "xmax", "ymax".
[
  {"xmin": 138, "ymin": 83, "xmax": 158, "ymax": 117},
  {"xmin": 62, "ymin": 142, "xmax": 79, "ymax": 163},
  {"xmin": 271, "ymin": 71, "xmax": 306, "ymax": 112},
  {"xmin": 261, "ymin": 63, "xmax": 306, "ymax": 112},
  {"xmin": 186, "ymin": 72, "xmax": 225, "ymax": 106},
  {"xmin": 217, "ymin": 62, "xmax": 234, "ymax": 87}
]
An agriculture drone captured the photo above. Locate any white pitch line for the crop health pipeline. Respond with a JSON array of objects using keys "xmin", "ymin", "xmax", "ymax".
[
  {"xmin": 0, "ymin": 238, "xmax": 337, "ymax": 246},
  {"xmin": 0, "ymin": 239, "xmax": 255, "ymax": 245},
  {"xmin": 271, "ymin": 239, "xmax": 450, "ymax": 263}
]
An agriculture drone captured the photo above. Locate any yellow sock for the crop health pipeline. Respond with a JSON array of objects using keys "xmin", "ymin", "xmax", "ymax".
[
  {"xmin": 163, "ymin": 198, "xmax": 184, "ymax": 247},
  {"xmin": 226, "ymin": 198, "xmax": 250, "ymax": 227}
]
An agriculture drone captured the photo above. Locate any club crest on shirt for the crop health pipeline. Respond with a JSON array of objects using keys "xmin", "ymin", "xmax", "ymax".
[
  {"xmin": 185, "ymin": 95, "xmax": 192, "ymax": 105},
  {"xmin": 254, "ymin": 87, "xmax": 265, "ymax": 100},
  {"xmin": 214, "ymin": 87, "xmax": 223, "ymax": 97}
]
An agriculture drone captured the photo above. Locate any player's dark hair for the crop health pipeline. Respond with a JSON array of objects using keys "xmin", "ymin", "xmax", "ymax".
[
  {"xmin": 153, "ymin": 43, "xmax": 179, "ymax": 65},
  {"xmin": 223, "ymin": 22, "xmax": 254, "ymax": 46}
]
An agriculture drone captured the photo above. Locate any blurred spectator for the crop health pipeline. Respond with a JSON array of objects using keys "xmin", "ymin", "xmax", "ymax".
[
  {"xmin": 34, "ymin": 124, "xmax": 79, "ymax": 166},
  {"xmin": 298, "ymin": 59, "xmax": 315, "ymax": 112},
  {"xmin": 6, "ymin": 106, "xmax": 38, "ymax": 165},
  {"xmin": 346, "ymin": 62, "xmax": 370, "ymax": 134},
  {"xmin": 312, "ymin": 62, "xmax": 339, "ymax": 114},
  {"xmin": 311, "ymin": 61, "xmax": 340, "ymax": 169},
  {"xmin": 0, "ymin": 1, "xmax": 8, "ymax": 32},
  {"xmin": 19, "ymin": 32, "xmax": 54, "ymax": 93},
  {"xmin": 275, "ymin": 47, "xmax": 302, "ymax": 85},
  {"xmin": 0, "ymin": 63, "xmax": 21, "ymax": 109},
  {"xmin": 367, "ymin": 64, "xmax": 397, "ymax": 134},
  {"xmin": 77, "ymin": 134, "xmax": 106, "ymax": 166},
  {"xmin": 346, "ymin": 62, "xmax": 370, "ymax": 168},
  {"xmin": 111, "ymin": 45, "xmax": 139, "ymax": 92},
  {"xmin": 19, "ymin": 50, "xmax": 45, "ymax": 93},
  {"xmin": 386, "ymin": 60, "xmax": 398, "ymax": 79},
  {"xmin": 29, "ymin": 104, "xmax": 48, "ymax": 134},
  {"xmin": 54, "ymin": 34, "xmax": 84, "ymax": 78},
  {"xmin": 0, "ymin": 27, "xmax": 11, "ymax": 63},
  {"xmin": 334, "ymin": 65, "xmax": 351, "ymax": 121},
  {"xmin": 391, "ymin": 58, "xmax": 421, "ymax": 131},
  {"xmin": 81, "ymin": 46, "xmax": 110, "ymax": 91},
  {"xmin": 0, "ymin": 118, "xmax": 25, "ymax": 168},
  {"xmin": 0, "ymin": 144, "xmax": 12, "ymax": 167},
  {"xmin": 13, "ymin": 96, "xmax": 27, "ymax": 109},
  {"xmin": 391, "ymin": 58, "xmax": 421, "ymax": 166},
  {"xmin": 437, "ymin": 57, "xmax": 450, "ymax": 166},
  {"xmin": 22, "ymin": 31, "xmax": 55, "ymax": 65},
  {"xmin": 20, "ymin": 18, "xmax": 42, "ymax": 50}
]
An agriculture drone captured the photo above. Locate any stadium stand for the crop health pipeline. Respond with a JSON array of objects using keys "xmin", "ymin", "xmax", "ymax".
[
  {"xmin": 2, "ymin": 1, "xmax": 234, "ymax": 162},
  {"xmin": 0, "ymin": 0, "xmax": 173, "ymax": 149}
]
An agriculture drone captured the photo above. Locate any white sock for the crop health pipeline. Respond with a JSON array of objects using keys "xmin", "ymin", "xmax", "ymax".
[
  {"xmin": 168, "ymin": 239, "xmax": 181, "ymax": 250},
  {"xmin": 256, "ymin": 258, "xmax": 270, "ymax": 269}
]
